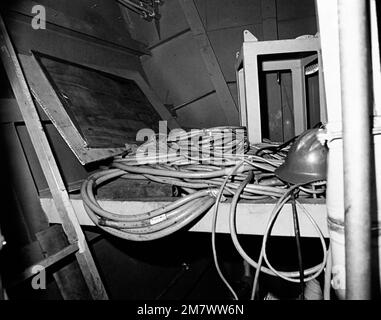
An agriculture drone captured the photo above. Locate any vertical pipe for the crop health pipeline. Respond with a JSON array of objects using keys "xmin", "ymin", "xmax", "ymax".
[
  {"xmin": 371, "ymin": 0, "xmax": 381, "ymax": 116},
  {"xmin": 338, "ymin": 0, "xmax": 372, "ymax": 299}
]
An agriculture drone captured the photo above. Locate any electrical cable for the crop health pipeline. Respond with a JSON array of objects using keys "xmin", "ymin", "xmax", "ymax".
[
  {"xmin": 80, "ymin": 126, "xmax": 328, "ymax": 300},
  {"xmin": 251, "ymin": 185, "xmax": 298, "ymax": 300},
  {"xmin": 254, "ymin": 135, "xmax": 296, "ymax": 157},
  {"xmin": 81, "ymin": 158, "xmax": 291, "ymax": 242},
  {"xmin": 211, "ymin": 160, "xmax": 246, "ymax": 301},
  {"xmin": 260, "ymin": 199, "xmax": 328, "ymax": 283},
  {"xmin": 291, "ymin": 190, "xmax": 305, "ymax": 299},
  {"xmin": 229, "ymin": 183, "xmax": 325, "ymax": 279}
]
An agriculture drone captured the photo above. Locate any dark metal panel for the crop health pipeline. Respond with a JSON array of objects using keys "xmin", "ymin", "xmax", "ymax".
[
  {"xmin": 204, "ymin": 0, "xmax": 262, "ymax": 32},
  {"xmin": 276, "ymin": 0, "xmax": 317, "ymax": 39},
  {"xmin": 5, "ymin": 15, "xmax": 145, "ymax": 72},
  {"xmin": 261, "ymin": 0, "xmax": 277, "ymax": 40},
  {"xmin": 176, "ymin": 93, "xmax": 227, "ymax": 128},
  {"xmin": 11, "ymin": 0, "xmax": 140, "ymax": 52},
  {"xmin": 194, "ymin": 0, "xmax": 207, "ymax": 26},
  {"xmin": 121, "ymin": 0, "xmax": 189, "ymax": 46},
  {"xmin": 141, "ymin": 31, "xmax": 214, "ymax": 109},
  {"xmin": 207, "ymin": 24, "xmax": 263, "ymax": 82},
  {"xmin": 179, "ymin": 0, "xmax": 239, "ymax": 124},
  {"xmin": 277, "ymin": 17, "xmax": 318, "ymax": 40},
  {"xmin": 276, "ymin": 0, "xmax": 317, "ymax": 22}
]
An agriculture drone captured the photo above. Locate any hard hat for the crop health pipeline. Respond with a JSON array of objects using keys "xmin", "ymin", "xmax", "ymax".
[{"xmin": 275, "ymin": 128, "xmax": 328, "ymax": 185}]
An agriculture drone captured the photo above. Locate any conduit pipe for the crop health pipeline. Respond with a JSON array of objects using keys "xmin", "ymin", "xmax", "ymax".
[
  {"xmin": 317, "ymin": 0, "xmax": 381, "ymax": 300},
  {"xmin": 316, "ymin": 0, "xmax": 346, "ymax": 300},
  {"xmin": 338, "ymin": 0, "xmax": 373, "ymax": 299},
  {"xmin": 370, "ymin": 0, "xmax": 381, "ymax": 296}
]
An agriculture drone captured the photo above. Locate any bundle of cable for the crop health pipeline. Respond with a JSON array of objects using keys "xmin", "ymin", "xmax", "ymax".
[
  {"xmin": 81, "ymin": 128, "xmax": 328, "ymax": 300},
  {"xmin": 120, "ymin": 126, "xmax": 249, "ymax": 166},
  {"xmin": 81, "ymin": 124, "xmax": 288, "ymax": 241},
  {"xmin": 81, "ymin": 126, "xmax": 325, "ymax": 240}
]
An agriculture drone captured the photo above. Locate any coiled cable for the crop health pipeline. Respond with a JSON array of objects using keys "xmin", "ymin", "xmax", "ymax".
[{"xmin": 80, "ymin": 127, "xmax": 328, "ymax": 299}]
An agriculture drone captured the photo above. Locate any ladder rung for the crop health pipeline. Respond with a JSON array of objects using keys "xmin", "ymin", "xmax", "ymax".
[{"xmin": 8, "ymin": 242, "xmax": 79, "ymax": 287}]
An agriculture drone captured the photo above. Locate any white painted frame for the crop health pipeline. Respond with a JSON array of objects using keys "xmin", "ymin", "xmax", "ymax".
[{"xmin": 236, "ymin": 33, "xmax": 326, "ymax": 143}]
